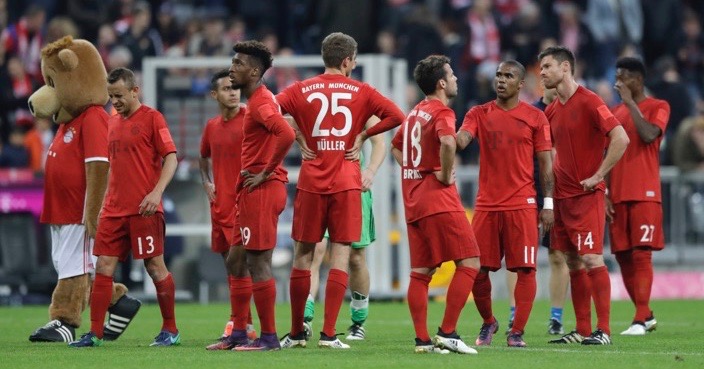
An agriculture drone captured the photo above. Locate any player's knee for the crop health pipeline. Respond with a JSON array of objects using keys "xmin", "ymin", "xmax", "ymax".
[
  {"xmin": 581, "ymin": 254, "xmax": 605, "ymax": 270},
  {"xmin": 348, "ymin": 251, "xmax": 366, "ymax": 270}
]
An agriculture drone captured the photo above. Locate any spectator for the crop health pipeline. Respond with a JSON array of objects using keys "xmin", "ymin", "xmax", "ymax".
[
  {"xmin": 0, "ymin": 127, "xmax": 29, "ymax": 168},
  {"xmin": 676, "ymin": 9, "xmax": 704, "ymax": 101},
  {"xmin": 155, "ymin": 1, "xmax": 181, "ymax": 51},
  {"xmin": 118, "ymin": 1, "xmax": 163, "ymax": 71},
  {"xmin": 66, "ymin": 0, "xmax": 109, "ymax": 43},
  {"xmin": 673, "ymin": 114, "xmax": 704, "ymax": 173},
  {"xmin": 1, "ymin": 4, "xmax": 45, "ymax": 81},
  {"xmin": 187, "ymin": 16, "xmax": 229, "ymax": 56},
  {"xmin": 45, "ymin": 16, "xmax": 79, "ymax": 43},
  {"xmin": 461, "ymin": 0, "xmax": 501, "ymax": 105},
  {"xmin": 18, "ymin": 117, "xmax": 42, "ymax": 172}
]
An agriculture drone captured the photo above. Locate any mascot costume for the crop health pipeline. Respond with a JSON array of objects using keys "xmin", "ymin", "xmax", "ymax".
[{"xmin": 27, "ymin": 36, "xmax": 141, "ymax": 343}]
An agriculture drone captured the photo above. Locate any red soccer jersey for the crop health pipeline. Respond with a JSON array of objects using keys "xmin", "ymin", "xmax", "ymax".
[
  {"xmin": 545, "ymin": 86, "xmax": 621, "ymax": 199},
  {"xmin": 461, "ymin": 100, "xmax": 552, "ymax": 210},
  {"xmin": 200, "ymin": 106, "xmax": 246, "ymax": 226},
  {"xmin": 609, "ymin": 97, "xmax": 669, "ymax": 203},
  {"xmin": 41, "ymin": 105, "xmax": 109, "ymax": 224},
  {"xmin": 101, "ymin": 105, "xmax": 177, "ymax": 217},
  {"xmin": 240, "ymin": 85, "xmax": 294, "ymax": 185},
  {"xmin": 277, "ymin": 74, "xmax": 404, "ymax": 193},
  {"xmin": 391, "ymin": 99, "xmax": 465, "ymax": 222}
]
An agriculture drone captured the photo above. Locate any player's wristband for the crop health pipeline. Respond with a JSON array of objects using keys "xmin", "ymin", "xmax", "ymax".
[{"xmin": 543, "ymin": 197, "xmax": 554, "ymax": 210}]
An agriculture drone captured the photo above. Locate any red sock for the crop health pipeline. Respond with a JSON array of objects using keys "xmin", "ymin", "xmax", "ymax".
[
  {"xmin": 322, "ymin": 268, "xmax": 348, "ymax": 337},
  {"xmin": 472, "ymin": 271, "xmax": 494, "ymax": 324},
  {"xmin": 90, "ymin": 273, "xmax": 113, "ymax": 338},
  {"xmin": 632, "ymin": 249, "xmax": 653, "ymax": 322},
  {"xmin": 252, "ymin": 278, "xmax": 277, "ymax": 334},
  {"xmin": 512, "ymin": 269, "xmax": 537, "ymax": 334},
  {"xmin": 441, "ymin": 266, "xmax": 477, "ymax": 333},
  {"xmin": 570, "ymin": 269, "xmax": 592, "ymax": 337},
  {"xmin": 289, "ymin": 268, "xmax": 311, "ymax": 335},
  {"xmin": 231, "ymin": 276, "xmax": 253, "ymax": 330},
  {"xmin": 154, "ymin": 273, "xmax": 177, "ymax": 333},
  {"xmin": 588, "ymin": 266, "xmax": 611, "ymax": 335},
  {"xmin": 228, "ymin": 275, "xmax": 237, "ymax": 321},
  {"xmin": 615, "ymin": 251, "xmax": 636, "ymax": 303},
  {"xmin": 408, "ymin": 272, "xmax": 432, "ymax": 342}
]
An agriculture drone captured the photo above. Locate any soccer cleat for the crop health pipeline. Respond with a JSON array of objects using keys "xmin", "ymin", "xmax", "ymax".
[
  {"xmin": 206, "ymin": 330, "xmax": 249, "ymax": 350},
  {"xmin": 29, "ymin": 320, "xmax": 76, "ymax": 343},
  {"xmin": 234, "ymin": 333, "xmax": 281, "ymax": 351},
  {"xmin": 415, "ymin": 338, "xmax": 449, "ymax": 354},
  {"xmin": 507, "ymin": 332, "xmax": 526, "ymax": 347},
  {"xmin": 304, "ymin": 299, "xmax": 315, "ymax": 323},
  {"xmin": 475, "ymin": 320, "xmax": 499, "ymax": 346},
  {"xmin": 346, "ymin": 324, "xmax": 365, "ymax": 340},
  {"xmin": 103, "ymin": 295, "xmax": 142, "ymax": 341},
  {"xmin": 434, "ymin": 330, "xmax": 478, "ymax": 354},
  {"xmin": 221, "ymin": 321, "xmax": 234, "ymax": 339},
  {"xmin": 620, "ymin": 323, "xmax": 646, "ymax": 336},
  {"xmin": 318, "ymin": 332, "xmax": 350, "ymax": 349},
  {"xmin": 246, "ymin": 324, "xmax": 258, "ymax": 341},
  {"xmin": 548, "ymin": 330, "xmax": 584, "ymax": 344},
  {"xmin": 280, "ymin": 332, "xmax": 307, "ymax": 348},
  {"xmin": 547, "ymin": 318, "xmax": 565, "ymax": 335},
  {"xmin": 581, "ymin": 329, "xmax": 612, "ymax": 345},
  {"xmin": 68, "ymin": 332, "xmax": 103, "ymax": 348},
  {"xmin": 645, "ymin": 314, "xmax": 657, "ymax": 332},
  {"xmin": 303, "ymin": 321, "xmax": 313, "ymax": 340},
  {"xmin": 150, "ymin": 330, "xmax": 181, "ymax": 347}
]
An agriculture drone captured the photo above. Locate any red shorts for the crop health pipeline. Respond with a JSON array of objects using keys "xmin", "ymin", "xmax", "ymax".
[
  {"xmin": 609, "ymin": 201, "xmax": 664, "ymax": 253},
  {"xmin": 472, "ymin": 209, "xmax": 539, "ymax": 271},
  {"xmin": 95, "ymin": 214, "xmax": 165, "ymax": 261},
  {"xmin": 211, "ymin": 221, "xmax": 234, "ymax": 254},
  {"xmin": 551, "ymin": 192, "xmax": 605, "ymax": 255},
  {"xmin": 407, "ymin": 211, "xmax": 480, "ymax": 269},
  {"xmin": 237, "ymin": 180, "xmax": 287, "ymax": 251},
  {"xmin": 292, "ymin": 189, "xmax": 362, "ymax": 243}
]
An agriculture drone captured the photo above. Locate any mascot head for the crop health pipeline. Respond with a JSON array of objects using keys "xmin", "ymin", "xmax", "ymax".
[{"xmin": 27, "ymin": 36, "xmax": 108, "ymax": 124}]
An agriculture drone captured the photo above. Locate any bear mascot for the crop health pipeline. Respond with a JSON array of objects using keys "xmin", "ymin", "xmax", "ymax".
[{"xmin": 27, "ymin": 36, "xmax": 141, "ymax": 343}]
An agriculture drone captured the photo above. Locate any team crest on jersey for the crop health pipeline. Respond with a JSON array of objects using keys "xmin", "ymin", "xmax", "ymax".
[{"xmin": 63, "ymin": 127, "xmax": 76, "ymax": 143}]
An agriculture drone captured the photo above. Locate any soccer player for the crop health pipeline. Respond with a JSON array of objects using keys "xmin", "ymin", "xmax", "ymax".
[
  {"xmin": 227, "ymin": 40, "xmax": 296, "ymax": 351},
  {"xmin": 609, "ymin": 57, "xmax": 669, "ymax": 336},
  {"xmin": 275, "ymin": 32, "xmax": 404, "ymax": 349},
  {"xmin": 392, "ymin": 54, "xmax": 481, "ymax": 354},
  {"xmin": 198, "ymin": 69, "xmax": 257, "ymax": 350},
  {"xmin": 539, "ymin": 46, "xmax": 630, "ymax": 345},
  {"xmin": 457, "ymin": 60, "xmax": 554, "ymax": 348},
  {"xmin": 301, "ymin": 117, "xmax": 385, "ymax": 341},
  {"xmin": 533, "ymin": 86, "xmax": 570, "ymax": 335},
  {"xmin": 70, "ymin": 67, "xmax": 180, "ymax": 347}
]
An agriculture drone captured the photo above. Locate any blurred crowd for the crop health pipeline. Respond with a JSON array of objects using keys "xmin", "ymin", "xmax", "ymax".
[{"xmin": 3, "ymin": 0, "xmax": 704, "ymax": 173}]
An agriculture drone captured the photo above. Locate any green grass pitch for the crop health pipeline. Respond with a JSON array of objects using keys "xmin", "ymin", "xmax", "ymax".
[{"xmin": 1, "ymin": 299, "xmax": 702, "ymax": 369}]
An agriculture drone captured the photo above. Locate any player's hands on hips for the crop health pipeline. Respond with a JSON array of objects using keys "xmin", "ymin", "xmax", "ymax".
[
  {"xmin": 580, "ymin": 174, "xmax": 603, "ymax": 192},
  {"xmin": 299, "ymin": 142, "xmax": 316, "ymax": 161},
  {"xmin": 605, "ymin": 195, "xmax": 615, "ymax": 223},
  {"xmin": 539, "ymin": 208, "xmax": 554, "ymax": 233},
  {"xmin": 434, "ymin": 170, "xmax": 455, "ymax": 186},
  {"xmin": 362, "ymin": 168, "xmax": 375, "ymax": 192},
  {"xmin": 345, "ymin": 133, "xmax": 367, "ymax": 160},
  {"xmin": 614, "ymin": 81, "xmax": 634, "ymax": 105},
  {"xmin": 203, "ymin": 181, "xmax": 216, "ymax": 202},
  {"xmin": 139, "ymin": 190, "xmax": 162, "ymax": 216},
  {"xmin": 241, "ymin": 170, "xmax": 270, "ymax": 192}
]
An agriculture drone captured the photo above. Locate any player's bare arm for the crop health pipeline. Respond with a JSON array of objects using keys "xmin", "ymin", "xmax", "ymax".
[
  {"xmin": 391, "ymin": 147, "xmax": 402, "ymax": 166},
  {"xmin": 455, "ymin": 130, "xmax": 474, "ymax": 150},
  {"xmin": 580, "ymin": 125, "xmax": 629, "ymax": 191},
  {"xmin": 362, "ymin": 116, "xmax": 385, "ymax": 191},
  {"xmin": 84, "ymin": 161, "xmax": 109, "ymax": 238},
  {"xmin": 435, "ymin": 135, "xmax": 456, "ymax": 186},
  {"xmin": 536, "ymin": 150, "xmax": 555, "ymax": 232},
  {"xmin": 139, "ymin": 152, "xmax": 177, "ymax": 216},
  {"xmin": 284, "ymin": 115, "xmax": 316, "ymax": 160},
  {"xmin": 198, "ymin": 156, "xmax": 216, "ymax": 202}
]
